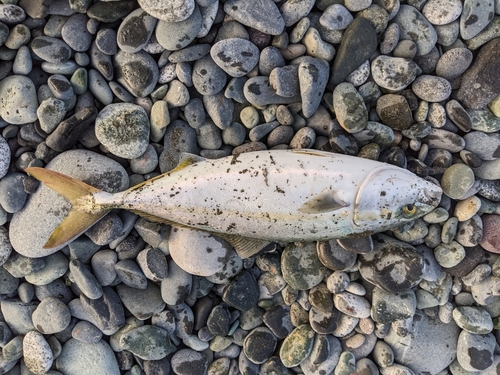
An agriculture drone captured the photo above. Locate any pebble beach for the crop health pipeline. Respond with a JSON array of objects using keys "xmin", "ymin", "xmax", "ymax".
[{"xmin": 1, "ymin": 0, "xmax": 500, "ymax": 374}]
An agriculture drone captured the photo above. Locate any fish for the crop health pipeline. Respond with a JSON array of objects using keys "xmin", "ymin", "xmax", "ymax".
[{"xmin": 25, "ymin": 149, "xmax": 442, "ymax": 258}]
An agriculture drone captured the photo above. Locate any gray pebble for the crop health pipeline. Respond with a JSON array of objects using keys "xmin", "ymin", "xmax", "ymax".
[
  {"xmin": 32, "ymin": 296, "xmax": 71, "ymax": 335},
  {"xmin": 422, "ymin": 0, "xmax": 463, "ymax": 25},
  {"xmin": 61, "ymin": 13, "xmax": 91, "ymax": 52},
  {"xmin": 456, "ymin": 214, "xmax": 483, "ymax": 247},
  {"xmin": 12, "ymin": 45, "xmax": 32, "ymax": 75},
  {"xmin": 115, "ymin": 259, "xmax": 147, "ymax": 289},
  {"xmin": 203, "ymin": 92, "xmax": 234, "ymax": 130},
  {"xmin": 160, "ymin": 258, "xmax": 192, "ymax": 305},
  {"xmin": 280, "ymin": 0, "xmax": 315, "ymax": 27},
  {"xmin": 460, "ymin": 0, "xmax": 495, "ymax": 40},
  {"xmin": 114, "ymin": 50, "xmax": 159, "ymax": 98},
  {"xmin": 56, "ymin": 339, "xmax": 120, "ymax": 375},
  {"xmin": 224, "ymin": 0, "xmax": 284, "ymax": 36},
  {"xmin": 95, "ymin": 28, "xmax": 117, "ymax": 55},
  {"xmin": 155, "ymin": 6, "xmax": 201, "ymax": 51},
  {"xmin": 117, "ymin": 282, "xmax": 165, "ymax": 320},
  {"xmin": 435, "ymin": 20, "xmax": 460, "ymax": 46},
  {"xmin": 31, "ymin": 36, "xmax": 71, "ymax": 63},
  {"xmin": 90, "ymin": 41, "xmax": 113, "ymax": 80},
  {"xmin": 136, "ymin": 247, "xmax": 168, "ymax": 282},
  {"xmin": 457, "ymin": 330, "xmax": 495, "ymax": 371},
  {"xmin": 222, "ymin": 122, "xmax": 246, "ymax": 147},
  {"xmin": 138, "ymin": 0, "xmax": 194, "ymax": 22},
  {"xmin": 192, "ymin": 55, "xmax": 227, "ymax": 95},
  {"xmin": 159, "ymin": 120, "xmax": 198, "ymax": 172},
  {"xmin": 259, "ymin": 46, "xmax": 285, "ymax": 75},
  {"xmin": 25, "ymin": 252, "xmax": 69, "ymax": 286},
  {"xmin": 469, "ymin": 108, "xmax": 500, "ymax": 133},
  {"xmin": 0, "ymin": 75, "xmax": 38, "ymax": 124},
  {"xmin": 72, "ymin": 321, "xmax": 102, "ymax": 343},
  {"xmin": 464, "ymin": 131, "xmax": 500, "ymax": 160},
  {"xmin": 412, "ymin": 75, "xmax": 452, "ymax": 102},
  {"xmin": 91, "ymin": 250, "xmax": 118, "ymax": 286},
  {"xmin": 171, "ymin": 349, "xmax": 208, "ymax": 374},
  {"xmin": 249, "ymin": 121, "xmax": 280, "ymax": 142},
  {"xmin": 299, "ymin": 57, "xmax": 329, "ymax": 118},
  {"xmin": 380, "ymin": 23, "xmax": 400, "ymax": 55},
  {"xmin": 0, "ymin": 4, "xmax": 25, "ymax": 25},
  {"xmin": 320, "ymin": 4, "xmax": 353, "ymax": 30},
  {"xmin": 333, "ymin": 82, "xmax": 368, "ymax": 133},
  {"xmin": 70, "ymin": 259, "xmax": 103, "ymax": 299},
  {"xmin": 0, "ymin": 173, "xmax": 26, "ymax": 213},
  {"xmin": 423, "ymin": 128, "xmax": 465, "ymax": 153},
  {"xmin": 436, "ymin": 48, "xmax": 473, "ymax": 80}
]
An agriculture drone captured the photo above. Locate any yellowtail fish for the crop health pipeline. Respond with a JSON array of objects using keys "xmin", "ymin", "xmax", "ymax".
[{"xmin": 25, "ymin": 149, "xmax": 442, "ymax": 258}]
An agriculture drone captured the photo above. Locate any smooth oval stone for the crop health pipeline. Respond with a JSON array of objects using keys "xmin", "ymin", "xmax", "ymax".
[
  {"xmin": 243, "ymin": 327, "xmax": 277, "ymax": 364},
  {"xmin": 210, "ymin": 38, "xmax": 259, "ymax": 78},
  {"xmin": 31, "ymin": 36, "xmax": 71, "ymax": 63},
  {"xmin": 299, "ymin": 57, "xmax": 329, "ymax": 118},
  {"xmin": 456, "ymin": 330, "xmax": 495, "ymax": 371},
  {"xmin": 281, "ymin": 242, "xmax": 326, "ymax": 290},
  {"xmin": 138, "ymin": 0, "xmax": 194, "ymax": 22},
  {"xmin": 469, "ymin": 109, "xmax": 500, "ymax": 133},
  {"xmin": 412, "ymin": 75, "xmax": 452, "ymax": 102},
  {"xmin": 453, "ymin": 306, "xmax": 493, "ymax": 334},
  {"xmin": 155, "ymin": 6, "xmax": 201, "ymax": 51},
  {"xmin": 192, "ymin": 55, "xmax": 227, "ymax": 96},
  {"xmin": 244, "ymin": 76, "xmax": 302, "ymax": 107},
  {"xmin": 23, "ymin": 330, "xmax": 53, "ymax": 374},
  {"xmin": 441, "ymin": 164, "xmax": 475, "ymax": 199},
  {"xmin": 32, "ymin": 296, "xmax": 71, "ymax": 334},
  {"xmin": 422, "ymin": 0, "xmax": 463, "ymax": 25},
  {"xmin": 460, "ymin": 0, "xmax": 495, "ymax": 40},
  {"xmin": 120, "ymin": 325, "xmax": 176, "ymax": 360},
  {"xmin": 436, "ymin": 48, "xmax": 473, "ymax": 80},
  {"xmin": 279, "ymin": 324, "xmax": 315, "ymax": 368},
  {"xmin": 0, "ymin": 75, "xmax": 38, "ymax": 125},
  {"xmin": 56, "ymin": 339, "xmax": 120, "ymax": 375},
  {"xmin": 333, "ymin": 82, "xmax": 368, "ymax": 133},
  {"xmin": 224, "ymin": 0, "xmax": 285, "ymax": 36},
  {"xmin": 61, "ymin": 13, "xmax": 92, "ymax": 52},
  {"xmin": 114, "ymin": 50, "xmax": 159, "ymax": 98},
  {"xmin": 393, "ymin": 4, "xmax": 438, "ymax": 56},
  {"xmin": 371, "ymin": 55, "xmax": 419, "ymax": 92},
  {"xmin": 171, "ymin": 349, "xmax": 208, "ymax": 375}
]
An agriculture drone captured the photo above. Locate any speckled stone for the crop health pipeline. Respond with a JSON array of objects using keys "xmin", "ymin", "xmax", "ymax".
[
  {"xmin": 371, "ymin": 55, "xmax": 419, "ymax": 92},
  {"xmin": 480, "ymin": 214, "xmax": 500, "ymax": 254},
  {"xmin": 114, "ymin": 50, "xmax": 159, "ymax": 98},
  {"xmin": 333, "ymin": 82, "xmax": 368, "ymax": 133},
  {"xmin": 436, "ymin": 48, "xmax": 473, "ymax": 80},
  {"xmin": 281, "ymin": 242, "xmax": 326, "ymax": 290},
  {"xmin": 371, "ymin": 287, "xmax": 416, "ymax": 324},
  {"xmin": 412, "ymin": 75, "xmax": 452, "ymax": 102},
  {"xmin": 95, "ymin": 103, "xmax": 150, "ymax": 159},
  {"xmin": 0, "ymin": 75, "xmax": 38, "ymax": 124},
  {"xmin": 422, "ymin": 0, "xmax": 462, "ymax": 25},
  {"xmin": 117, "ymin": 8, "xmax": 157, "ymax": 54},
  {"xmin": 155, "ymin": 6, "xmax": 201, "ymax": 51},
  {"xmin": 210, "ymin": 38, "xmax": 259, "ymax": 78},
  {"xmin": 457, "ymin": 330, "xmax": 496, "ymax": 371},
  {"xmin": 460, "ymin": 0, "xmax": 495, "ymax": 40},
  {"xmin": 23, "ymin": 330, "xmax": 53, "ymax": 374},
  {"xmin": 120, "ymin": 325, "xmax": 176, "ymax": 360}
]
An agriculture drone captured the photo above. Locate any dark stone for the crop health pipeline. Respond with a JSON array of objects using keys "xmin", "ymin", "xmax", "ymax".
[
  {"xmin": 45, "ymin": 106, "xmax": 97, "ymax": 152},
  {"xmin": 243, "ymin": 327, "xmax": 277, "ymax": 364},
  {"xmin": 262, "ymin": 305, "xmax": 294, "ymax": 339},
  {"xmin": 222, "ymin": 270, "xmax": 259, "ymax": 311},
  {"xmin": 193, "ymin": 296, "xmax": 214, "ymax": 331},
  {"xmin": 80, "ymin": 286, "xmax": 125, "ymax": 335},
  {"xmin": 87, "ymin": 0, "xmax": 135, "ymax": 23},
  {"xmin": 446, "ymin": 245, "xmax": 485, "ymax": 277},
  {"xmin": 207, "ymin": 305, "xmax": 230, "ymax": 336},
  {"xmin": 457, "ymin": 38, "xmax": 500, "ymax": 109},
  {"xmin": 317, "ymin": 240, "xmax": 357, "ymax": 271},
  {"xmin": 330, "ymin": 17, "xmax": 377, "ymax": 86}
]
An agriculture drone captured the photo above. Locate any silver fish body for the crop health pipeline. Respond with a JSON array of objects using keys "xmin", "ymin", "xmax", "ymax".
[{"xmin": 93, "ymin": 149, "xmax": 442, "ymax": 246}]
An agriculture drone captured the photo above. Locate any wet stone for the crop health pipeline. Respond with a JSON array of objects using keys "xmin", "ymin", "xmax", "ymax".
[
  {"xmin": 120, "ymin": 325, "xmax": 175, "ymax": 361},
  {"xmin": 334, "ymin": 292, "xmax": 371, "ymax": 319},
  {"xmin": 371, "ymin": 287, "xmax": 416, "ymax": 324},
  {"xmin": 279, "ymin": 324, "xmax": 315, "ymax": 368},
  {"xmin": 114, "ymin": 50, "xmax": 159, "ymax": 98},
  {"xmin": 263, "ymin": 305, "xmax": 294, "ymax": 339},
  {"xmin": 359, "ymin": 236, "xmax": 424, "ymax": 293}
]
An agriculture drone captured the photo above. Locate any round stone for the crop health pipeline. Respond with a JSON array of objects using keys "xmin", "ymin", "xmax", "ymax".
[
  {"xmin": 441, "ymin": 164, "xmax": 475, "ymax": 199},
  {"xmin": 61, "ymin": 13, "xmax": 92, "ymax": 52},
  {"xmin": 422, "ymin": 0, "xmax": 462, "ymax": 25},
  {"xmin": 244, "ymin": 327, "xmax": 277, "ymax": 364},
  {"xmin": 120, "ymin": 325, "xmax": 175, "ymax": 360},
  {"xmin": 95, "ymin": 103, "xmax": 150, "ymax": 159},
  {"xmin": 281, "ymin": 242, "xmax": 326, "ymax": 290},
  {"xmin": 457, "ymin": 330, "xmax": 495, "ymax": 371},
  {"xmin": 434, "ymin": 241, "xmax": 466, "ymax": 268},
  {"xmin": 412, "ymin": 75, "xmax": 452, "ymax": 102},
  {"xmin": 320, "ymin": 4, "xmax": 353, "ymax": 30},
  {"xmin": 114, "ymin": 50, "xmax": 159, "ymax": 98},
  {"xmin": 171, "ymin": 349, "xmax": 208, "ymax": 375},
  {"xmin": 117, "ymin": 8, "xmax": 157, "ymax": 54},
  {"xmin": 436, "ymin": 48, "xmax": 473, "ymax": 80},
  {"xmin": 453, "ymin": 306, "xmax": 493, "ymax": 334},
  {"xmin": 32, "ymin": 297, "xmax": 71, "ymax": 335},
  {"xmin": 155, "ymin": 6, "xmax": 201, "ymax": 51},
  {"xmin": 168, "ymin": 227, "xmax": 232, "ymax": 277}
]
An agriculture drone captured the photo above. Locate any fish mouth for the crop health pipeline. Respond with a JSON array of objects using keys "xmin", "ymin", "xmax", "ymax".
[{"xmin": 418, "ymin": 186, "xmax": 442, "ymax": 208}]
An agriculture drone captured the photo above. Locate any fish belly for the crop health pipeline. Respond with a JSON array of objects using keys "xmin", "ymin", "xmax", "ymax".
[{"xmin": 119, "ymin": 151, "xmax": 380, "ymax": 241}]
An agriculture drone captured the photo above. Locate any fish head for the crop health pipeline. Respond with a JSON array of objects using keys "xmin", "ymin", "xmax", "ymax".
[{"xmin": 353, "ymin": 166, "xmax": 442, "ymax": 232}]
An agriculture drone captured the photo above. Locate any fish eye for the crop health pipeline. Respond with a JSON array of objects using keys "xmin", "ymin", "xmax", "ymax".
[{"xmin": 402, "ymin": 204, "xmax": 417, "ymax": 218}]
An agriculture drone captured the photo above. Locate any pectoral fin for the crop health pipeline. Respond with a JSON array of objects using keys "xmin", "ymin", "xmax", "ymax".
[{"xmin": 298, "ymin": 190, "xmax": 349, "ymax": 214}]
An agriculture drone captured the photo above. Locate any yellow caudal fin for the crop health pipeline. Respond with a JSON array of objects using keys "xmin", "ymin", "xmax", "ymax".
[{"xmin": 25, "ymin": 167, "xmax": 111, "ymax": 249}]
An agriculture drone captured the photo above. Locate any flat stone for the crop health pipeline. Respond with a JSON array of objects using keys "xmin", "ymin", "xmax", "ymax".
[
  {"xmin": 422, "ymin": 0, "xmax": 463, "ymax": 25},
  {"xmin": 87, "ymin": 0, "xmax": 135, "ymax": 23},
  {"xmin": 32, "ymin": 296, "xmax": 71, "ymax": 335},
  {"xmin": 371, "ymin": 287, "xmax": 416, "ymax": 324},
  {"xmin": 0, "ymin": 75, "xmax": 38, "ymax": 124},
  {"xmin": 224, "ymin": 0, "xmax": 284, "ymax": 36},
  {"xmin": 171, "ymin": 349, "xmax": 208, "ymax": 375},
  {"xmin": 281, "ymin": 242, "xmax": 326, "ymax": 290},
  {"xmin": 279, "ymin": 324, "xmax": 315, "ymax": 368},
  {"xmin": 453, "ymin": 306, "xmax": 493, "ymax": 334},
  {"xmin": 299, "ymin": 57, "xmax": 329, "ymax": 118},
  {"xmin": 412, "ymin": 75, "xmax": 452, "ymax": 102},
  {"xmin": 469, "ymin": 108, "xmax": 500, "ymax": 132},
  {"xmin": 31, "ymin": 36, "xmax": 71, "ymax": 63},
  {"xmin": 243, "ymin": 327, "xmax": 277, "ymax": 364},
  {"xmin": 56, "ymin": 339, "xmax": 120, "ymax": 375},
  {"xmin": 117, "ymin": 8, "xmax": 157, "ymax": 54},
  {"xmin": 457, "ymin": 38, "xmax": 500, "ymax": 109},
  {"xmin": 480, "ymin": 214, "xmax": 500, "ymax": 254},
  {"xmin": 192, "ymin": 55, "xmax": 227, "ymax": 96},
  {"xmin": 280, "ymin": 0, "xmax": 315, "ymax": 27},
  {"xmin": 376, "ymin": 94, "xmax": 413, "ymax": 131},
  {"xmin": 61, "ymin": 13, "xmax": 92, "ymax": 52},
  {"xmin": 464, "ymin": 131, "xmax": 500, "ymax": 160},
  {"xmin": 436, "ymin": 48, "xmax": 473, "ymax": 80},
  {"xmin": 333, "ymin": 82, "xmax": 368, "ymax": 133},
  {"xmin": 393, "ymin": 4, "xmax": 438, "ymax": 56},
  {"xmin": 320, "ymin": 4, "xmax": 353, "ymax": 30},
  {"xmin": 441, "ymin": 164, "xmax": 475, "ymax": 199},
  {"xmin": 244, "ymin": 76, "xmax": 301, "ymax": 107},
  {"xmin": 23, "ymin": 330, "xmax": 53, "ymax": 374},
  {"xmin": 457, "ymin": 330, "xmax": 496, "ymax": 371},
  {"xmin": 330, "ymin": 17, "xmax": 377, "ymax": 85}
]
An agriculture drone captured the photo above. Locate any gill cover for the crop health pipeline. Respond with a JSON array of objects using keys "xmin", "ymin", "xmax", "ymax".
[{"xmin": 353, "ymin": 166, "xmax": 433, "ymax": 229}]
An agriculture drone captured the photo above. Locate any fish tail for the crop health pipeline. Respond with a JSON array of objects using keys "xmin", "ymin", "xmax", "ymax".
[{"xmin": 25, "ymin": 167, "xmax": 111, "ymax": 249}]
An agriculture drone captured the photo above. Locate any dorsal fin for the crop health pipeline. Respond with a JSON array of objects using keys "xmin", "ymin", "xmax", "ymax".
[{"xmin": 298, "ymin": 190, "xmax": 349, "ymax": 214}]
